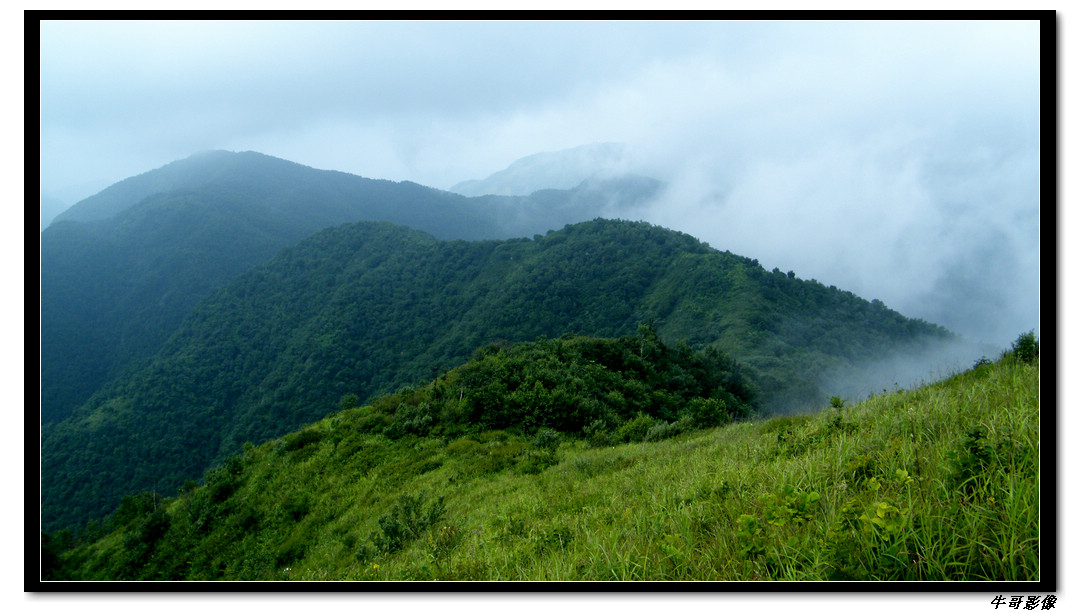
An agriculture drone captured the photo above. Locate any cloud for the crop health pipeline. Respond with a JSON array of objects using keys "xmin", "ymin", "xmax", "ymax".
[
  {"xmin": 565, "ymin": 21, "xmax": 1041, "ymax": 348},
  {"xmin": 39, "ymin": 19, "xmax": 1041, "ymax": 347}
]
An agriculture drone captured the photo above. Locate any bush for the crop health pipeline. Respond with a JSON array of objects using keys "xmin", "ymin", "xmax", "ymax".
[
  {"xmin": 583, "ymin": 419, "xmax": 612, "ymax": 447},
  {"xmin": 615, "ymin": 413, "xmax": 656, "ymax": 443},
  {"xmin": 644, "ymin": 419, "xmax": 683, "ymax": 442},
  {"xmin": 369, "ymin": 491, "xmax": 446, "ymax": 554},
  {"xmin": 387, "ymin": 401, "xmax": 437, "ymax": 437},
  {"xmin": 473, "ymin": 440, "xmax": 527, "ymax": 474},
  {"xmin": 280, "ymin": 428, "xmax": 324, "ymax": 453},
  {"xmin": 1011, "ymin": 331, "xmax": 1039, "ymax": 365},
  {"xmin": 516, "ymin": 448, "xmax": 559, "ymax": 474},
  {"xmin": 685, "ymin": 397, "xmax": 730, "ymax": 428},
  {"xmin": 109, "ymin": 491, "xmax": 157, "ymax": 528},
  {"xmin": 532, "ymin": 427, "xmax": 561, "ymax": 451},
  {"xmin": 446, "ymin": 437, "xmax": 481, "ymax": 455}
]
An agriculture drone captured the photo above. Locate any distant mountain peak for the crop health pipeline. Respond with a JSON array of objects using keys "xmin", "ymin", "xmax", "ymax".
[{"xmin": 450, "ymin": 142, "xmax": 637, "ymax": 197}]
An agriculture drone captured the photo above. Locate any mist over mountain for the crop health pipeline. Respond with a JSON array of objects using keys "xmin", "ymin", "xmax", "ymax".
[
  {"xmin": 40, "ymin": 151, "xmax": 662, "ymax": 424},
  {"xmin": 41, "ymin": 218, "xmax": 956, "ymax": 532},
  {"xmin": 40, "ymin": 195, "xmax": 70, "ymax": 231},
  {"xmin": 449, "ymin": 142, "xmax": 636, "ymax": 196},
  {"xmin": 36, "ymin": 21, "xmax": 1042, "ymax": 586}
]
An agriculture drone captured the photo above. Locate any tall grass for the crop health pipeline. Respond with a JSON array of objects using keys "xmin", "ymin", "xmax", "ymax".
[{"xmin": 58, "ymin": 355, "xmax": 1039, "ymax": 581}]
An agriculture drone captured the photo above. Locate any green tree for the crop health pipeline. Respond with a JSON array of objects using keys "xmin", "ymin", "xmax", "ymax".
[{"xmin": 1011, "ymin": 331, "xmax": 1039, "ymax": 365}]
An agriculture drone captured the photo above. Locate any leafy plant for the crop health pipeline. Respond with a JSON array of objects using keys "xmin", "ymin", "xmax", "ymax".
[
  {"xmin": 947, "ymin": 425, "xmax": 995, "ymax": 493},
  {"xmin": 860, "ymin": 501, "xmax": 909, "ymax": 540},
  {"xmin": 760, "ymin": 486, "xmax": 821, "ymax": 527},
  {"xmin": 734, "ymin": 514, "xmax": 767, "ymax": 557}
]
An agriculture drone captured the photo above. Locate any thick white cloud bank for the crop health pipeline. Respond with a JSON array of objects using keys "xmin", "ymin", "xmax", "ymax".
[{"xmin": 40, "ymin": 19, "xmax": 1041, "ymax": 348}]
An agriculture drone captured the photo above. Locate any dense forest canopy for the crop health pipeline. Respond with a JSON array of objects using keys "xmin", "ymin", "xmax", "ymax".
[{"xmin": 41, "ymin": 151, "xmax": 661, "ymax": 425}]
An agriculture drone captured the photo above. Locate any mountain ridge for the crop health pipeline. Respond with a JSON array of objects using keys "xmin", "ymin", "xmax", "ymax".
[
  {"xmin": 41, "ymin": 150, "xmax": 663, "ymax": 424},
  {"xmin": 450, "ymin": 142, "xmax": 633, "ymax": 196},
  {"xmin": 41, "ymin": 217, "xmax": 955, "ymax": 533}
]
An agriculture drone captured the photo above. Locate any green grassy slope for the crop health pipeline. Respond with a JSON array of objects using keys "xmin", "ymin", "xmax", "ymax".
[{"xmin": 46, "ymin": 336, "xmax": 1039, "ymax": 582}]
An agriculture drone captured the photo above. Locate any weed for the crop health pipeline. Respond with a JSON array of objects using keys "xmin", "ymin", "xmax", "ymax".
[
  {"xmin": 369, "ymin": 491, "xmax": 446, "ymax": 554},
  {"xmin": 569, "ymin": 454, "xmax": 636, "ymax": 478},
  {"xmin": 734, "ymin": 514, "xmax": 766, "ymax": 558},
  {"xmin": 533, "ymin": 525, "xmax": 573, "ymax": 555},
  {"xmin": 947, "ymin": 425, "xmax": 996, "ymax": 494},
  {"xmin": 428, "ymin": 524, "xmax": 463, "ymax": 570},
  {"xmin": 760, "ymin": 487, "xmax": 820, "ymax": 527}
]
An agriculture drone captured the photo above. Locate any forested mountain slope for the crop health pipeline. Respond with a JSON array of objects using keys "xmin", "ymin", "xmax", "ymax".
[
  {"xmin": 41, "ymin": 151, "xmax": 662, "ymax": 424},
  {"xmin": 41, "ymin": 218, "xmax": 951, "ymax": 532}
]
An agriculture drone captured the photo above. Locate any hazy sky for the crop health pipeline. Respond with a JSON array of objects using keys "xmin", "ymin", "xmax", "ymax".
[{"xmin": 39, "ymin": 19, "xmax": 1042, "ymax": 348}]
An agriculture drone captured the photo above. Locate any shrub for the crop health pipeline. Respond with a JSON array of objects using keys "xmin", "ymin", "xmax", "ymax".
[
  {"xmin": 280, "ymin": 428, "xmax": 324, "ymax": 453},
  {"xmin": 946, "ymin": 424, "xmax": 1032, "ymax": 495},
  {"xmin": 384, "ymin": 401, "xmax": 437, "ymax": 439},
  {"xmin": 446, "ymin": 437, "xmax": 481, "ymax": 455},
  {"xmin": 516, "ymin": 449, "xmax": 558, "ymax": 474},
  {"xmin": 280, "ymin": 494, "xmax": 311, "ymax": 522},
  {"xmin": 947, "ymin": 425, "xmax": 995, "ymax": 494},
  {"xmin": 369, "ymin": 491, "xmax": 446, "ymax": 554},
  {"xmin": 428, "ymin": 524, "xmax": 463, "ymax": 569},
  {"xmin": 109, "ymin": 491, "xmax": 157, "ymax": 528},
  {"xmin": 1011, "ymin": 331, "xmax": 1039, "ymax": 365},
  {"xmin": 354, "ymin": 411, "xmax": 391, "ymax": 434},
  {"xmin": 644, "ymin": 419, "xmax": 683, "ymax": 442},
  {"xmin": 583, "ymin": 419, "xmax": 612, "ymax": 447},
  {"xmin": 685, "ymin": 397, "xmax": 730, "ymax": 428},
  {"xmin": 532, "ymin": 427, "xmax": 561, "ymax": 451},
  {"xmin": 474, "ymin": 440, "xmax": 527, "ymax": 474},
  {"xmin": 615, "ymin": 413, "xmax": 656, "ymax": 443}
]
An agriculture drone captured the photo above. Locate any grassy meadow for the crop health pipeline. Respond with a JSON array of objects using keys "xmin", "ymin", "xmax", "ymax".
[{"xmin": 52, "ymin": 347, "xmax": 1039, "ymax": 582}]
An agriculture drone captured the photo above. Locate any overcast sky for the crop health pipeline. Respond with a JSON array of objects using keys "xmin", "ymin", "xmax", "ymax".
[{"xmin": 39, "ymin": 19, "xmax": 1041, "ymax": 349}]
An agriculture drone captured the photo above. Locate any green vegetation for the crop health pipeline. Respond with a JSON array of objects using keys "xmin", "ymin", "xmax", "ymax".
[
  {"xmin": 42, "ymin": 218, "xmax": 950, "ymax": 533},
  {"xmin": 44, "ymin": 334, "xmax": 1038, "ymax": 581},
  {"xmin": 42, "ymin": 151, "xmax": 659, "ymax": 425},
  {"xmin": 41, "ymin": 151, "xmax": 504, "ymax": 425}
]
